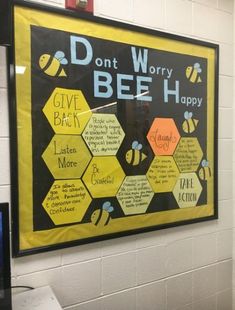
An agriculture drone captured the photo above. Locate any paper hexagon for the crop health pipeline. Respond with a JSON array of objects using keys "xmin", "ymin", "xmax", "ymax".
[
  {"xmin": 82, "ymin": 156, "xmax": 125, "ymax": 198},
  {"xmin": 147, "ymin": 118, "xmax": 180, "ymax": 155},
  {"xmin": 42, "ymin": 134, "xmax": 91, "ymax": 179},
  {"xmin": 42, "ymin": 179, "xmax": 92, "ymax": 225},
  {"xmin": 173, "ymin": 137, "xmax": 203, "ymax": 172},
  {"xmin": 43, "ymin": 88, "xmax": 92, "ymax": 134},
  {"xmin": 82, "ymin": 113, "xmax": 125, "ymax": 156},
  {"xmin": 147, "ymin": 156, "xmax": 179, "ymax": 193},
  {"xmin": 173, "ymin": 173, "xmax": 202, "ymax": 208},
  {"xmin": 117, "ymin": 175, "xmax": 154, "ymax": 215}
]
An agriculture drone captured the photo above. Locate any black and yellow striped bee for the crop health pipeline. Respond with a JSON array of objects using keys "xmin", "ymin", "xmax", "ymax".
[
  {"xmin": 126, "ymin": 141, "xmax": 147, "ymax": 166},
  {"xmin": 91, "ymin": 201, "xmax": 114, "ymax": 226},
  {"xmin": 186, "ymin": 63, "xmax": 202, "ymax": 83},
  {"xmin": 39, "ymin": 51, "xmax": 68, "ymax": 77},
  {"xmin": 199, "ymin": 159, "xmax": 212, "ymax": 181},
  {"xmin": 182, "ymin": 111, "xmax": 199, "ymax": 134}
]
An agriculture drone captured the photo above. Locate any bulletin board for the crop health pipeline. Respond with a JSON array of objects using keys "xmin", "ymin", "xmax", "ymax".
[{"xmin": 10, "ymin": 1, "xmax": 218, "ymax": 256}]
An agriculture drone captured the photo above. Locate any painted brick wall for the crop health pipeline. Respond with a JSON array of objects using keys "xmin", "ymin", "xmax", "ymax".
[{"xmin": 0, "ymin": 0, "xmax": 233, "ymax": 309}]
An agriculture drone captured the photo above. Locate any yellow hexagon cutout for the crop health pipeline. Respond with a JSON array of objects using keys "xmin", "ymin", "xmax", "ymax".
[
  {"xmin": 82, "ymin": 113, "xmax": 125, "ymax": 156},
  {"xmin": 42, "ymin": 134, "xmax": 91, "ymax": 179},
  {"xmin": 173, "ymin": 173, "xmax": 202, "ymax": 208},
  {"xmin": 173, "ymin": 137, "xmax": 203, "ymax": 172},
  {"xmin": 43, "ymin": 88, "xmax": 92, "ymax": 134},
  {"xmin": 147, "ymin": 156, "xmax": 179, "ymax": 193},
  {"xmin": 42, "ymin": 179, "xmax": 92, "ymax": 225},
  {"xmin": 117, "ymin": 176, "xmax": 154, "ymax": 215},
  {"xmin": 82, "ymin": 156, "xmax": 125, "ymax": 198}
]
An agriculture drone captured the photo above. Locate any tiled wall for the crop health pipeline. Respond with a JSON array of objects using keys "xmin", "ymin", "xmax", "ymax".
[{"xmin": 0, "ymin": 0, "xmax": 233, "ymax": 309}]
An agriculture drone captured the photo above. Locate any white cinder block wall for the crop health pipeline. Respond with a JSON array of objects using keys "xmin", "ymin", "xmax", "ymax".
[{"xmin": 0, "ymin": 0, "xmax": 234, "ymax": 309}]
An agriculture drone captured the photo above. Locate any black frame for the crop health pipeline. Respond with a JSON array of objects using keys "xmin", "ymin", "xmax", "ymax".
[
  {"xmin": 0, "ymin": 0, "xmax": 12, "ymax": 46},
  {"xmin": 8, "ymin": 0, "xmax": 219, "ymax": 257},
  {"xmin": 0, "ymin": 203, "xmax": 12, "ymax": 310}
]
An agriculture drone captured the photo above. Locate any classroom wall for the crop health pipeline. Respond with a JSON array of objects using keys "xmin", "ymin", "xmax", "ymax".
[{"xmin": 0, "ymin": 0, "xmax": 233, "ymax": 309}]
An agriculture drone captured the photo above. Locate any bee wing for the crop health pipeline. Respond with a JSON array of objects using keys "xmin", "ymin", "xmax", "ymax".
[
  {"xmin": 132, "ymin": 141, "xmax": 139, "ymax": 149},
  {"xmin": 202, "ymin": 159, "xmax": 207, "ymax": 167},
  {"xmin": 103, "ymin": 201, "xmax": 111, "ymax": 211},
  {"xmin": 194, "ymin": 63, "xmax": 202, "ymax": 73},
  {"xmin": 184, "ymin": 111, "xmax": 189, "ymax": 119},
  {"xmin": 54, "ymin": 51, "xmax": 65, "ymax": 59},
  {"xmin": 60, "ymin": 58, "xmax": 68, "ymax": 65},
  {"xmin": 108, "ymin": 206, "xmax": 114, "ymax": 213},
  {"xmin": 188, "ymin": 112, "xmax": 193, "ymax": 119},
  {"xmin": 137, "ymin": 143, "xmax": 143, "ymax": 150},
  {"xmin": 54, "ymin": 51, "xmax": 68, "ymax": 65}
]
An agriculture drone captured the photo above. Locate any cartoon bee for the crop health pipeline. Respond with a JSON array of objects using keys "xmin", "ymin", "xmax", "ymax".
[
  {"xmin": 182, "ymin": 111, "xmax": 199, "ymax": 134},
  {"xmin": 199, "ymin": 159, "xmax": 212, "ymax": 181},
  {"xmin": 39, "ymin": 51, "xmax": 68, "ymax": 77},
  {"xmin": 91, "ymin": 201, "xmax": 114, "ymax": 226},
  {"xmin": 126, "ymin": 141, "xmax": 147, "ymax": 166},
  {"xmin": 186, "ymin": 63, "xmax": 202, "ymax": 83}
]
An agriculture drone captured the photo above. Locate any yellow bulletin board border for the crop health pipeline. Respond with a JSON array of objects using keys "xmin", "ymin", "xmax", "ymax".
[{"xmin": 9, "ymin": 0, "xmax": 219, "ymax": 256}]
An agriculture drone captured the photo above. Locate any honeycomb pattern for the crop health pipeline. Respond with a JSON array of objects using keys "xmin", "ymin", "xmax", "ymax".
[{"xmin": 41, "ymin": 88, "xmax": 205, "ymax": 226}]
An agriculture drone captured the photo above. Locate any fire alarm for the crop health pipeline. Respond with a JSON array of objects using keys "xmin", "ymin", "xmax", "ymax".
[
  {"xmin": 76, "ymin": 0, "xmax": 88, "ymax": 9},
  {"xmin": 65, "ymin": 0, "xmax": 93, "ymax": 14}
]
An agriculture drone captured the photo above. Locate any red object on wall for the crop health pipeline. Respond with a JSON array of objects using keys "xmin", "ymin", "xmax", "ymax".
[{"xmin": 65, "ymin": 0, "xmax": 94, "ymax": 14}]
